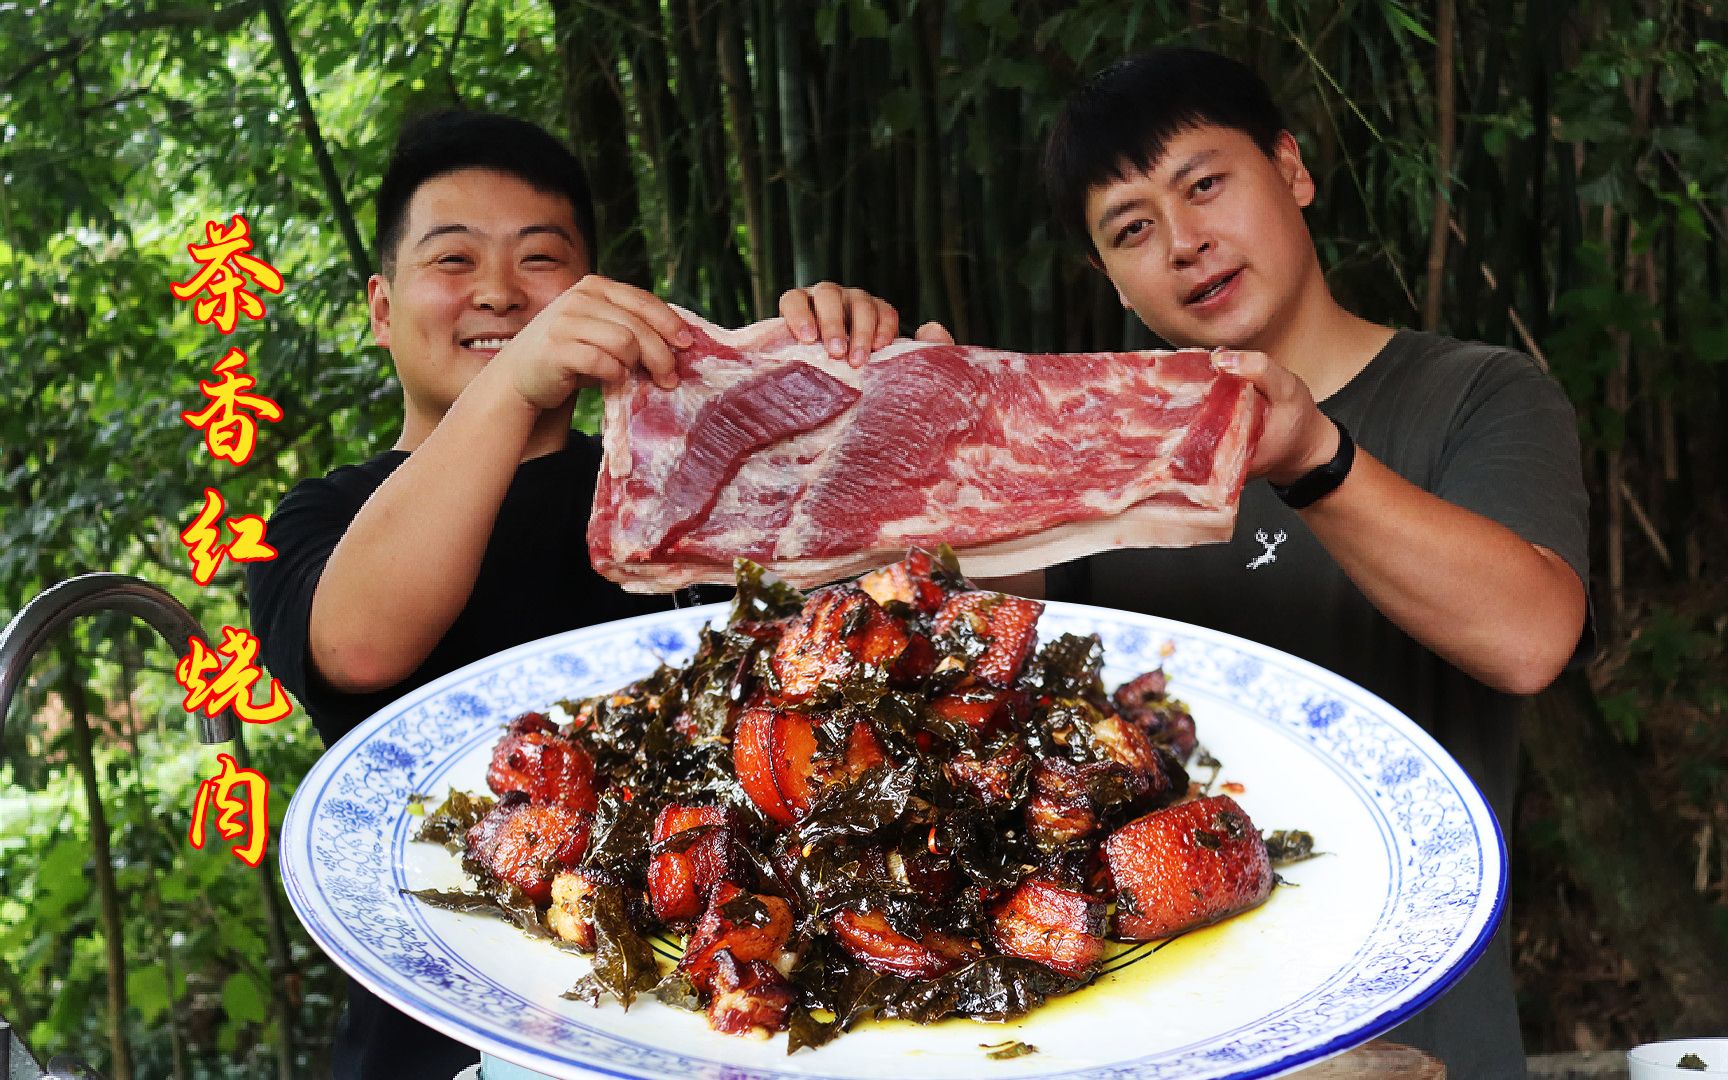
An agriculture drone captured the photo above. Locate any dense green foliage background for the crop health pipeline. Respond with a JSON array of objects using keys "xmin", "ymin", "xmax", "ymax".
[{"xmin": 2, "ymin": 0, "xmax": 1725, "ymax": 1075}]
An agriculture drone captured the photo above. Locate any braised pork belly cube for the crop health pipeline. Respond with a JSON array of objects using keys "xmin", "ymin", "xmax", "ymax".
[
  {"xmin": 1112, "ymin": 669, "xmax": 1199, "ymax": 760},
  {"xmin": 733, "ymin": 707, "xmax": 888, "ymax": 827},
  {"xmin": 648, "ymin": 805, "xmax": 747, "ymax": 924},
  {"xmin": 464, "ymin": 794, "xmax": 591, "ymax": 905},
  {"xmin": 857, "ymin": 548, "xmax": 954, "ymax": 615},
  {"xmin": 945, "ymin": 743, "xmax": 1030, "ymax": 811},
  {"xmin": 546, "ymin": 868, "xmax": 610, "ymax": 951},
  {"xmin": 899, "ymin": 846, "xmax": 960, "ymax": 907},
  {"xmin": 707, "ymin": 951, "xmax": 796, "ymax": 1037},
  {"xmin": 988, "ymin": 877, "xmax": 1107, "ymax": 979},
  {"xmin": 486, "ymin": 711, "xmax": 599, "ymax": 815},
  {"xmin": 828, "ymin": 908, "xmax": 980, "ymax": 980},
  {"xmin": 892, "ymin": 630, "xmax": 939, "ymax": 685},
  {"xmin": 930, "ymin": 591, "xmax": 1044, "ymax": 687},
  {"xmin": 771, "ymin": 585, "xmax": 910, "ymax": 702},
  {"xmin": 679, "ymin": 882, "xmax": 796, "ymax": 993},
  {"xmin": 825, "ymin": 719, "xmax": 889, "ymax": 785},
  {"xmin": 1024, "ymin": 757, "xmax": 1117, "ymax": 847},
  {"xmin": 927, "ymin": 685, "xmax": 1028, "ymax": 736},
  {"xmin": 1104, "ymin": 794, "xmax": 1273, "ymax": 941},
  {"xmin": 1092, "ymin": 713, "xmax": 1188, "ymax": 804},
  {"xmin": 732, "ymin": 705, "xmax": 820, "ymax": 827}
]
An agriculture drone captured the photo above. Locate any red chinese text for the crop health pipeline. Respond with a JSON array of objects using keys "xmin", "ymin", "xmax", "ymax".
[
  {"xmin": 182, "ymin": 347, "xmax": 283, "ymax": 466},
  {"xmin": 180, "ymin": 487, "xmax": 276, "ymax": 586},
  {"xmin": 175, "ymin": 626, "xmax": 292, "ymax": 725},
  {"xmin": 169, "ymin": 214, "xmax": 284, "ymax": 334},
  {"xmin": 190, "ymin": 752, "xmax": 272, "ymax": 868}
]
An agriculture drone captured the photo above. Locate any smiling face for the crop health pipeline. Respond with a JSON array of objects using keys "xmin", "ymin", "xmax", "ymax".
[
  {"xmin": 368, "ymin": 167, "xmax": 588, "ymax": 441},
  {"xmin": 1084, "ymin": 125, "xmax": 1325, "ymax": 356}
]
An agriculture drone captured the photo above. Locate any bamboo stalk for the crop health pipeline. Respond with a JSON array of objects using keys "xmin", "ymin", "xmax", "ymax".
[
  {"xmin": 665, "ymin": 0, "xmax": 707, "ymax": 302},
  {"xmin": 1719, "ymin": 814, "xmax": 1728, "ymax": 905},
  {"xmin": 836, "ymin": 50, "xmax": 861, "ymax": 293},
  {"xmin": 1709, "ymin": 163, "xmax": 1728, "ymax": 513},
  {"xmin": 1523, "ymin": 10, "xmax": 1554, "ymax": 345},
  {"xmin": 224, "ymin": 722, "xmax": 298, "ymax": 1080},
  {"xmin": 754, "ymin": 0, "xmax": 785, "ymax": 291},
  {"xmin": 1642, "ymin": 250, "xmax": 1679, "ymax": 485},
  {"xmin": 118, "ymin": 649, "xmax": 191, "ymax": 1080},
  {"xmin": 58, "ymin": 633, "xmax": 131, "ymax": 1080},
  {"xmin": 1604, "ymin": 206, "xmax": 1628, "ymax": 633},
  {"xmin": 1447, "ymin": 219, "xmax": 1550, "ymax": 370},
  {"xmin": 1422, "ymin": 0, "xmax": 1457, "ymax": 331},
  {"xmin": 777, "ymin": 9, "xmax": 816, "ymax": 286},
  {"xmin": 1697, "ymin": 819, "xmax": 1714, "ymax": 894},
  {"xmin": 551, "ymin": 0, "xmax": 650, "ymax": 287},
  {"xmin": 443, "ymin": 0, "xmax": 474, "ymax": 102},
  {"xmin": 979, "ymin": 88, "xmax": 1015, "ymax": 348},
  {"xmin": 906, "ymin": 0, "xmax": 944, "ymax": 325},
  {"xmin": 1616, "ymin": 477, "xmax": 1672, "ymax": 572},
  {"xmin": 630, "ymin": 2, "xmax": 681, "ymax": 287},
  {"xmin": 258, "ymin": 0, "xmax": 370, "ymax": 287},
  {"xmin": 715, "ymin": 4, "xmax": 768, "ymax": 314}
]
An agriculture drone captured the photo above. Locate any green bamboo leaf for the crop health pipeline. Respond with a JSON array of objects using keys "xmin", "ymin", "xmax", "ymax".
[
  {"xmin": 1597, "ymin": 691, "xmax": 1641, "ymax": 745},
  {"xmin": 127, "ymin": 966, "xmax": 173, "ymax": 1024},
  {"xmin": 880, "ymin": 88, "xmax": 921, "ymax": 138},
  {"xmin": 848, "ymin": 0, "xmax": 889, "ymax": 39},
  {"xmin": 1378, "ymin": 2, "xmax": 1436, "ymax": 44},
  {"xmin": 222, "ymin": 970, "xmax": 268, "ymax": 1024},
  {"xmin": 815, "ymin": 5, "xmax": 839, "ymax": 45},
  {"xmin": 219, "ymin": 916, "xmax": 267, "ymax": 958},
  {"xmin": 37, "ymin": 835, "xmax": 88, "ymax": 886}
]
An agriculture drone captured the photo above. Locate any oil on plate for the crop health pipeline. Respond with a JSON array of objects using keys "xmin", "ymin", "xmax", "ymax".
[{"xmin": 281, "ymin": 601, "xmax": 1502, "ymax": 1080}]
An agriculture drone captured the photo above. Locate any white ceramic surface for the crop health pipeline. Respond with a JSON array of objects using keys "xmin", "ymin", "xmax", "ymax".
[
  {"xmin": 281, "ymin": 601, "xmax": 1505, "ymax": 1080},
  {"xmin": 1629, "ymin": 1038, "xmax": 1728, "ymax": 1078}
]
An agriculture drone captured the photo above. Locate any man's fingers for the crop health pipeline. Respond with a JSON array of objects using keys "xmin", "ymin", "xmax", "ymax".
[
  {"xmin": 914, "ymin": 321, "xmax": 956, "ymax": 346},
  {"xmin": 567, "ymin": 344, "xmax": 628, "ymax": 386},
  {"xmin": 808, "ymin": 282, "xmax": 850, "ymax": 358},
  {"xmin": 777, "ymin": 289, "xmax": 820, "ymax": 344},
  {"xmin": 844, "ymin": 291, "xmax": 880, "ymax": 366},
  {"xmin": 1211, "ymin": 349, "xmax": 1258, "ymax": 375},
  {"xmin": 869, "ymin": 298, "xmax": 900, "ymax": 353},
  {"xmin": 570, "ymin": 305, "xmax": 680, "ymax": 390},
  {"xmin": 1214, "ymin": 349, "xmax": 1291, "ymax": 396},
  {"xmin": 579, "ymin": 275, "xmax": 693, "ymax": 350},
  {"xmin": 780, "ymin": 282, "xmax": 908, "ymax": 361}
]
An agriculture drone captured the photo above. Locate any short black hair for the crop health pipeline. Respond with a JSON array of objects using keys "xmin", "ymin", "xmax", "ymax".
[
  {"xmin": 374, "ymin": 109, "xmax": 597, "ymax": 277},
  {"xmin": 1042, "ymin": 48, "xmax": 1286, "ymax": 250}
]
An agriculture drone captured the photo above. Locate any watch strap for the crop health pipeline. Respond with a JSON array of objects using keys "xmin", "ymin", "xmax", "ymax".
[{"xmin": 1270, "ymin": 416, "xmax": 1355, "ymax": 510}]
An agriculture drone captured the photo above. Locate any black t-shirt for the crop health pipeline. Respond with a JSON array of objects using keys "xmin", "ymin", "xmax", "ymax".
[
  {"xmin": 1054, "ymin": 331, "xmax": 1589, "ymax": 1080},
  {"xmin": 1058, "ymin": 331, "xmax": 1589, "ymax": 825},
  {"xmin": 248, "ymin": 434, "xmax": 672, "ymax": 1080},
  {"xmin": 250, "ymin": 435, "xmax": 670, "ymax": 746}
]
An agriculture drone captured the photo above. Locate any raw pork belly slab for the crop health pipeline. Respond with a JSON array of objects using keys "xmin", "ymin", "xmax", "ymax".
[{"xmin": 589, "ymin": 310, "xmax": 1264, "ymax": 592}]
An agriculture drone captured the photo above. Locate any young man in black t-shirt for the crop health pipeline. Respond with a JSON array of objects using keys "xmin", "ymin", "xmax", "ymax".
[
  {"xmin": 248, "ymin": 110, "xmax": 926, "ymax": 1080},
  {"xmin": 1033, "ymin": 49, "xmax": 1590, "ymax": 1079}
]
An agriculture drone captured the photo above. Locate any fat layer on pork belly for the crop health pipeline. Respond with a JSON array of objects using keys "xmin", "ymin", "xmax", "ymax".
[{"xmin": 589, "ymin": 308, "xmax": 1263, "ymax": 592}]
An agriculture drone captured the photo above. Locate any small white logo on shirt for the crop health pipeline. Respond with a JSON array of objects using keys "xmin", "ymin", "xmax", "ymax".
[{"xmin": 1246, "ymin": 529, "xmax": 1287, "ymax": 570}]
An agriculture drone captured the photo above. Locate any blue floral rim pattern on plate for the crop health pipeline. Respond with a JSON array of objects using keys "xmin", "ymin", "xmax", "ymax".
[{"xmin": 282, "ymin": 601, "xmax": 1505, "ymax": 1080}]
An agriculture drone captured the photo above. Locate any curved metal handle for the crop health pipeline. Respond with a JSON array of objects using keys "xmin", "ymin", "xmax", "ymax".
[{"xmin": 0, "ymin": 573, "xmax": 236, "ymax": 744}]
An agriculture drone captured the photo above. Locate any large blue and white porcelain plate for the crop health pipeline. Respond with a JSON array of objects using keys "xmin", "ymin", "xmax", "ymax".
[{"xmin": 281, "ymin": 601, "xmax": 1503, "ymax": 1080}]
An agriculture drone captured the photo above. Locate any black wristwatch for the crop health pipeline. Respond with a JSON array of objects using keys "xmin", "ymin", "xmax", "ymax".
[{"xmin": 1270, "ymin": 416, "xmax": 1356, "ymax": 510}]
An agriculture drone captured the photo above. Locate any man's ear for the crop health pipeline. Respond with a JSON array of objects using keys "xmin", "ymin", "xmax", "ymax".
[
  {"xmin": 1085, "ymin": 252, "xmax": 1134, "ymax": 310},
  {"xmin": 1087, "ymin": 251, "xmax": 1130, "ymax": 308},
  {"xmin": 366, "ymin": 273, "xmax": 393, "ymax": 349},
  {"xmin": 1274, "ymin": 130, "xmax": 1316, "ymax": 209}
]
